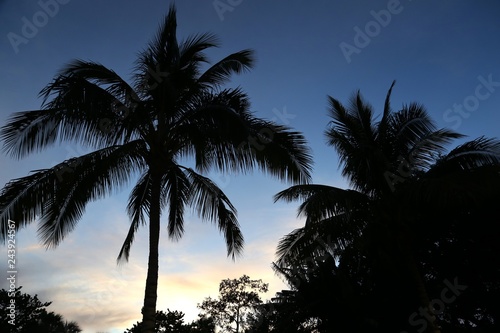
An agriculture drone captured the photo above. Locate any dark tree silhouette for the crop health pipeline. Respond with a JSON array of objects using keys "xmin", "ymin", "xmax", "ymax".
[
  {"xmin": 273, "ymin": 82, "xmax": 500, "ymax": 332},
  {"xmin": 0, "ymin": 5, "xmax": 312, "ymax": 333},
  {"xmin": 124, "ymin": 309, "xmax": 213, "ymax": 333},
  {"xmin": 199, "ymin": 275, "xmax": 268, "ymax": 333},
  {"xmin": 0, "ymin": 287, "xmax": 81, "ymax": 333},
  {"xmin": 186, "ymin": 315, "xmax": 216, "ymax": 333}
]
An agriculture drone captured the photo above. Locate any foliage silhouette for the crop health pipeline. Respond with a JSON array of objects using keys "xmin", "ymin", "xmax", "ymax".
[
  {"xmin": 198, "ymin": 275, "xmax": 268, "ymax": 333},
  {"xmin": 0, "ymin": 286, "xmax": 81, "ymax": 333},
  {"xmin": 124, "ymin": 309, "xmax": 215, "ymax": 333},
  {"xmin": 273, "ymin": 82, "xmax": 500, "ymax": 332},
  {"xmin": 0, "ymin": 5, "xmax": 312, "ymax": 333}
]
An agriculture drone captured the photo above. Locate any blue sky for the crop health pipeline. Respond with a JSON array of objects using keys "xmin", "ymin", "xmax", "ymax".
[{"xmin": 1, "ymin": 1, "xmax": 499, "ymax": 332}]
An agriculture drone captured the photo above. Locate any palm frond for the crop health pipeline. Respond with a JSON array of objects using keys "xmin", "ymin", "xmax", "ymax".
[
  {"xmin": 274, "ymin": 184, "xmax": 369, "ymax": 222},
  {"xmin": 298, "ymin": 189, "xmax": 368, "ymax": 224},
  {"xmin": 132, "ymin": 5, "xmax": 179, "ymax": 96},
  {"xmin": 325, "ymin": 95, "xmax": 354, "ymax": 140},
  {"xmin": 327, "ymin": 92, "xmax": 375, "ymax": 145},
  {"xmin": 403, "ymin": 128, "xmax": 464, "ymax": 171},
  {"xmin": 274, "ymin": 184, "xmax": 339, "ymax": 203},
  {"xmin": 1, "ymin": 109, "xmax": 60, "ymax": 159},
  {"xmin": 197, "ymin": 49, "xmax": 255, "ymax": 87},
  {"xmin": 432, "ymin": 136, "xmax": 500, "ymax": 173},
  {"xmin": 45, "ymin": 60, "xmax": 150, "ymax": 142},
  {"xmin": 118, "ymin": 170, "xmax": 152, "ymax": 263},
  {"xmin": 176, "ymin": 90, "xmax": 312, "ymax": 184},
  {"xmin": 246, "ymin": 122, "xmax": 313, "ymax": 184},
  {"xmin": 376, "ymin": 80, "xmax": 396, "ymax": 144},
  {"xmin": 275, "ymin": 227, "xmax": 307, "ymax": 266},
  {"xmin": 162, "ymin": 165, "xmax": 190, "ymax": 241},
  {"xmin": 150, "ymin": 4, "xmax": 179, "ymax": 66},
  {"xmin": 174, "ymin": 88, "xmax": 252, "ymax": 165},
  {"xmin": 184, "ymin": 168, "xmax": 243, "ymax": 258},
  {"xmin": 390, "ymin": 103, "xmax": 463, "ymax": 156},
  {"xmin": 0, "ymin": 141, "xmax": 145, "ymax": 245},
  {"xmin": 350, "ymin": 91, "xmax": 375, "ymax": 139},
  {"xmin": 325, "ymin": 94, "xmax": 380, "ymax": 193},
  {"xmin": 324, "ymin": 128, "xmax": 356, "ymax": 172},
  {"xmin": 1, "ymin": 74, "xmax": 143, "ymax": 159},
  {"xmin": 47, "ymin": 59, "xmax": 139, "ymax": 104},
  {"xmin": 179, "ymin": 32, "xmax": 219, "ymax": 67},
  {"xmin": 275, "ymin": 213, "xmax": 367, "ymax": 268}
]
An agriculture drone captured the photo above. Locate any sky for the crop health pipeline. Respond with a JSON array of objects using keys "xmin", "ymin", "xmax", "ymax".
[{"xmin": 0, "ymin": 0, "xmax": 499, "ymax": 332}]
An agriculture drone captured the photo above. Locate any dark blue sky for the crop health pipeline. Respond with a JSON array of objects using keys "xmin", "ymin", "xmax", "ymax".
[{"xmin": 1, "ymin": 1, "xmax": 499, "ymax": 332}]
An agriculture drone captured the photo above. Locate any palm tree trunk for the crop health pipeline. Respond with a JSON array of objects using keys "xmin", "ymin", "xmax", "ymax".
[{"xmin": 141, "ymin": 169, "xmax": 162, "ymax": 333}]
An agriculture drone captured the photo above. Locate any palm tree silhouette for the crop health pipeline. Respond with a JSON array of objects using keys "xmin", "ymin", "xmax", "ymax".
[
  {"xmin": 274, "ymin": 82, "xmax": 500, "ymax": 332},
  {"xmin": 0, "ymin": 6, "xmax": 312, "ymax": 333}
]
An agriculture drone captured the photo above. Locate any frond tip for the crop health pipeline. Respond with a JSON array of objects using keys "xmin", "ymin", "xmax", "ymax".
[{"xmin": 185, "ymin": 168, "xmax": 244, "ymax": 259}]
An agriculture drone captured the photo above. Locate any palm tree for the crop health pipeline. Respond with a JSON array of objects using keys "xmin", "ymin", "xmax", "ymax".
[
  {"xmin": 0, "ymin": 6, "xmax": 312, "ymax": 333},
  {"xmin": 273, "ymin": 82, "xmax": 500, "ymax": 332}
]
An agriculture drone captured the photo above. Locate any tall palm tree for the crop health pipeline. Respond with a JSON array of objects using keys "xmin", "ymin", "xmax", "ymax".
[
  {"xmin": 273, "ymin": 82, "xmax": 500, "ymax": 332},
  {"xmin": 0, "ymin": 6, "xmax": 312, "ymax": 333}
]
